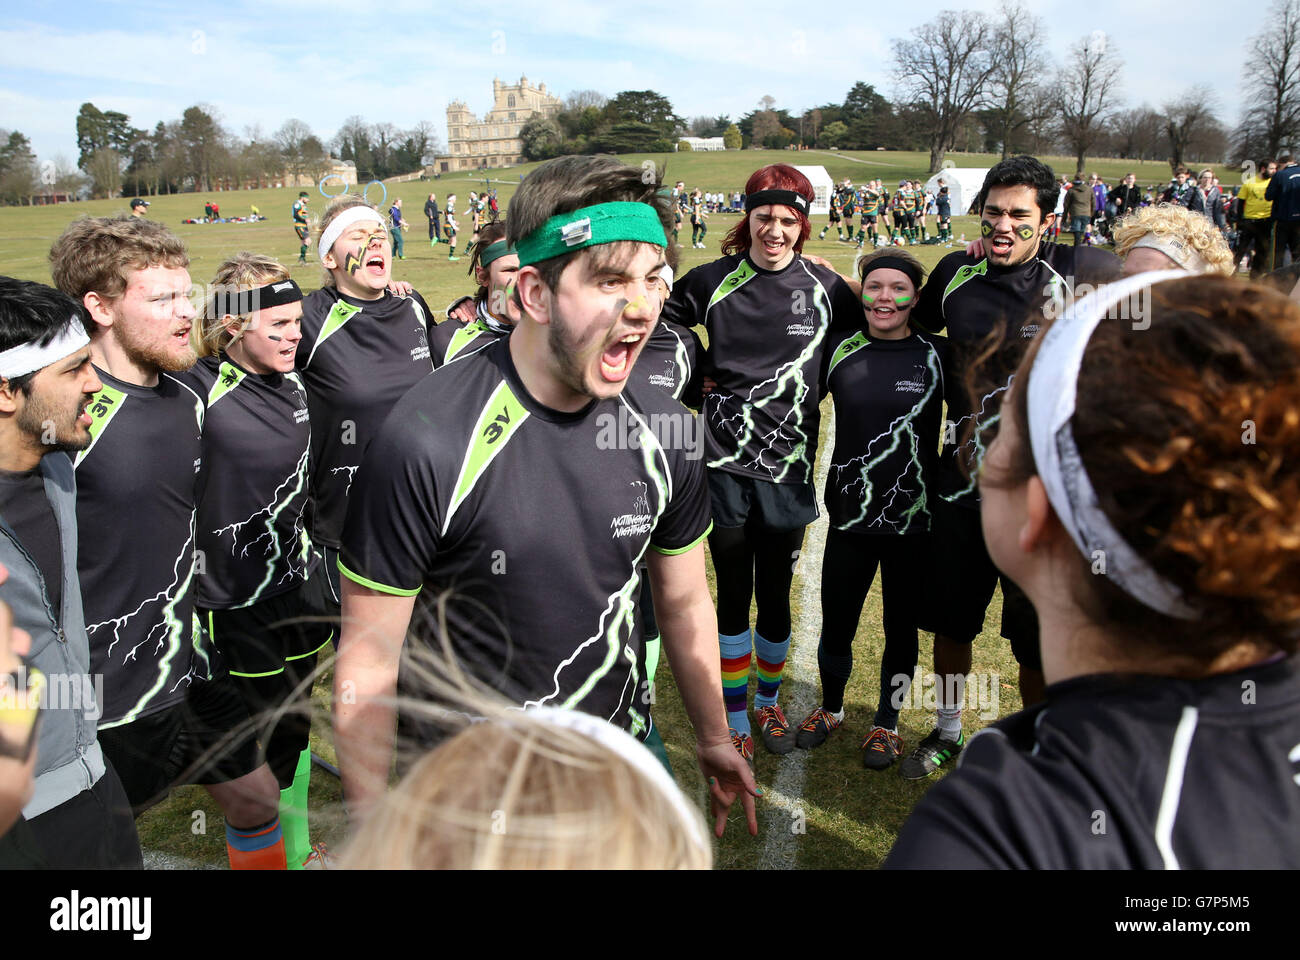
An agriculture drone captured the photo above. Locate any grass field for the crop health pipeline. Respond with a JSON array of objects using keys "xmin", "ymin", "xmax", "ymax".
[{"xmin": 1, "ymin": 148, "xmax": 1064, "ymax": 869}]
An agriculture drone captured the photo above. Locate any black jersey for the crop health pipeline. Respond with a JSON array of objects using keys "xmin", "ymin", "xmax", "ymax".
[
  {"xmin": 178, "ymin": 354, "xmax": 316, "ymax": 610},
  {"xmin": 910, "ymin": 242, "xmax": 1120, "ymax": 507},
  {"xmin": 430, "ymin": 300, "xmax": 509, "ymax": 368},
  {"xmin": 886, "ymin": 654, "xmax": 1300, "ymax": 869},
  {"xmin": 74, "ymin": 367, "xmax": 205, "ymax": 727},
  {"xmin": 821, "ymin": 330, "xmax": 950, "ymax": 535},
  {"xmin": 340, "ymin": 338, "xmax": 712, "ymax": 740},
  {"xmin": 296, "ymin": 286, "xmax": 434, "ymax": 549},
  {"xmin": 661, "ymin": 253, "xmax": 860, "ymax": 485},
  {"xmin": 0, "ymin": 467, "xmax": 62, "ymax": 615},
  {"xmin": 634, "ymin": 319, "xmax": 702, "ymax": 404}
]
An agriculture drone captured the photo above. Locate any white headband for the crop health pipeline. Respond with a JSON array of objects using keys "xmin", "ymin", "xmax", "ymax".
[
  {"xmin": 1027, "ymin": 269, "xmax": 1199, "ymax": 620},
  {"xmin": 1130, "ymin": 233, "xmax": 1210, "ymax": 273},
  {"xmin": 0, "ymin": 316, "xmax": 90, "ymax": 380},
  {"xmin": 658, "ymin": 264, "xmax": 675, "ymax": 292},
  {"xmin": 317, "ymin": 206, "xmax": 387, "ymax": 265},
  {"xmin": 525, "ymin": 706, "xmax": 710, "ymax": 858}
]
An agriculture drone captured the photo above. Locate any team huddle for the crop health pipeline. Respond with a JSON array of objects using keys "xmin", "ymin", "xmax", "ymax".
[{"xmin": 0, "ymin": 153, "xmax": 1297, "ymax": 870}]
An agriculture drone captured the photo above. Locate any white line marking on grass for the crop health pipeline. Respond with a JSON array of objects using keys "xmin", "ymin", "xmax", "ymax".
[
  {"xmin": 807, "ymin": 150, "xmax": 900, "ymax": 167},
  {"xmin": 758, "ymin": 409, "xmax": 834, "ymax": 870}
]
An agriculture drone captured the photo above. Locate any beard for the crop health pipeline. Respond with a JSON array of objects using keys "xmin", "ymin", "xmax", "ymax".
[
  {"xmin": 16, "ymin": 389, "xmax": 92, "ymax": 454},
  {"xmin": 545, "ymin": 307, "xmax": 593, "ymax": 399},
  {"xmin": 112, "ymin": 316, "xmax": 196, "ymax": 373}
]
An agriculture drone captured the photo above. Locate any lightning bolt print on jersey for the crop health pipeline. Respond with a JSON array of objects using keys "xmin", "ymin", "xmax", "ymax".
[
  {"xmin": 661, "ymin": 253, "xmax": 862, "ymax": 486},
  {"xmin": 74, "ymin": 369, "xmax": 206, "ymax": 726}
]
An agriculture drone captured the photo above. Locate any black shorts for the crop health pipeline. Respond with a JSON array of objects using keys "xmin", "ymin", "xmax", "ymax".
[
  {"xmin": 917, "ymin": 497, "xmax": 1041, "ymax": 668},
  {"xmin": 893, "ymin": 211, "xmax": 911, "ymax": 228},
  {"xmin": 201, "ymin": 573, "xmax": 335, "ymax": 679},
  {"xmin": 829, "ymin": 211, "xmax": 841, "ymax": 223},
  {"xmin": 294, "ymin": 225, "xmax": 309, "ymax": 242},
  {"xmin": 13, "ymin": 761, "xmax": 142, "ymax": 869},
  {"xmin": 97, "ymin": 674, "xmax": 263, "ymax": 816},
  {"xmin": 707, "ymin": 469, "xmax": 818, "ymax": 532}
]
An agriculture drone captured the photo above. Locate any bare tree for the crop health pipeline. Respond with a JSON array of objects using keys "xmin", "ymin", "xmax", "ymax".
[
  {"xmin": 1238, "ymin": 0, "xmax": 1300, "ymax": 157},
  {"xmin": 892, "ymin": 11, "xmax": 996, "ymax": 173},
  {"xmin": 1054, "ymin": 31, "xmax": 1124, "ymax": 174},
  {"xmin": 275, "ymin": 118, "xmax": 315, "ymax": 184},
  {"xmin": 564, "ymin": 89, "xmax": 607, "ymax": 112},
  {"xmin": 1109, "ymin": 106, "xmax": 1163, "ymax": 160},
  {"xmin": 987, "ymin": 2, "xmax": 1047, "ymax": 159},
  {"xmin": 1164, "ymin": 86, "xmax": 1218, "ymax": 172}
]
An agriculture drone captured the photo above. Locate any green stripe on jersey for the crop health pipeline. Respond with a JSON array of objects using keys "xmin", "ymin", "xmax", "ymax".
[
  {"xmin": 442, "ymin": 380, "xmax": 530, "ymax": 536},
  {"xmin": 445, "ymin": 319, "xmax": 488, "ymax": 363},
  {"xmin": 707, "ymin": 259, "xmax": 758, "ymax": 311},
  {"xmin": 827, "ymin": 331, "xmax": 870, "ymax": 380},
  {"xmin": 650, "ymin": 522, "xmax": 712, "ymax": 556},
  {"xmin": 305, "ymin": 298, "xmax": 362, "ymax": 366},
  {"xmin": 337, "ymin": 559, "xmax": 422, "ymax": 597},
  {"xmin": 941, "ymin": 259, "xmax": 989, "ymax": 312},
  {"xmin": 207, "ymin": 361, "xmax": 247, "ymax": 407},
  {"xmin": 75, "ymin": 384, "xmax": 127, "ymax": 467}
]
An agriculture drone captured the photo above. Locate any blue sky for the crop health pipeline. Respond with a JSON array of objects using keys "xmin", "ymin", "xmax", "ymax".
[{"xmin": 2, "ymin": 0, "xmax": 1244, "ymax": 164}]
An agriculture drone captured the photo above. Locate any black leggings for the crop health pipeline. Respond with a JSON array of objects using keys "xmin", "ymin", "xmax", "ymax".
[
  {"xmin": 709, "ymin": 523, "xmax": 806, "ymax": 639},
  {"xmin": 819, "ymin": 528, "xmax": 927, "ymax": 720}
]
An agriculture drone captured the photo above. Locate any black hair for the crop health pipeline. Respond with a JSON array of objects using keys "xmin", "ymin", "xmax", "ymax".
[
  {"xmin": 975, "ymin": 155, "xmax": 1059, "ymax": 219},
  {"xmin": 0, "ymin": 275, "xmax": 85, "ymax": 394}
]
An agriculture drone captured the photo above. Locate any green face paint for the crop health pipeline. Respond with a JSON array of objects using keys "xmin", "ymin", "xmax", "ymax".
[
  {"xmin": 894, "ymin": 294, "xmax": 913, "ymax": 306},
  {"xmin": 1016, "ymin": 224, "xmax": 1035, "ymax": 241},
  {"xmin": 861, "ymin": 291, "xmax": 875, "ymax": 306},
  {"xmin": 981, "ymin": 220, "xmax": 994, "ymax": 237}
]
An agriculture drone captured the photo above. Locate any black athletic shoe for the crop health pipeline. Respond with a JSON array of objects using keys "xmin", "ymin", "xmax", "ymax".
[
  {"xmin": 755, "ymin": 704, "xmax": 796, "ymax": 755},
  {"xmin": 899, "ymin": 728, "xmax": 963, "ymax": 780},
  {"xmin": 860, "ymin": 725, "xmax": 903, "ymax": 770},
  {"xmin": 795, "ymin": 707, "xmax": 842, "ymax": 749}
]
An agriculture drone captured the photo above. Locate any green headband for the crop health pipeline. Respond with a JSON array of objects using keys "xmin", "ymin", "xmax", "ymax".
[
  {"xmin": 515, "ymin": 202, "xmax": 667, "ymax": 267},
  {"xmin": 479, "ymin": 238, "xmax": 514, "ymax": 268}
]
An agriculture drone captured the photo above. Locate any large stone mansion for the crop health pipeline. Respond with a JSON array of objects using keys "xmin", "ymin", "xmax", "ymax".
[{"xmin": 437, "ymin": 75, "xmax": 562, "ymax": 173}]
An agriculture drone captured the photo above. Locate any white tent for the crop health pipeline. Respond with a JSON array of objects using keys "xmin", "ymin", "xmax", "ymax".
[
  {"xmin": 924, "ymin": 167, "xmax": 990, "ymax": 216},
  {"xmin": 793, "ymin": 165, "xmax": 834, "ymax": 215}
]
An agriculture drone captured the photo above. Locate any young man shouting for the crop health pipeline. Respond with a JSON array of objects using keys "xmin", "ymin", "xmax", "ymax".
[{"xmin": 334, "ymin": 155, "xmax": 758, "ymax": 837}]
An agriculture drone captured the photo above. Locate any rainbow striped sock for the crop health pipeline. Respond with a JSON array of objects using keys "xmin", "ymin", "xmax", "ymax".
[
  {"xmin": 720, "ymin": 630, "xmax": 753, "ymax": 736},
  {"xmin": 753, "ymin": 630, "xmax": 791, "ymax": 710}
]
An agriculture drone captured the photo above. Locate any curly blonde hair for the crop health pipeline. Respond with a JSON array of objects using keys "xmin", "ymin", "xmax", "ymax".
[{"xmin": 1110, "ymin": 203, "xmax": 1235, "ymax": 276}]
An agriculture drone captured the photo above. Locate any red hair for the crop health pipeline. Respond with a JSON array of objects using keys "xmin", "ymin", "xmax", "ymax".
[{"xmin": 721, "ymin": 164, "xmax": 814, "ymax": 257}]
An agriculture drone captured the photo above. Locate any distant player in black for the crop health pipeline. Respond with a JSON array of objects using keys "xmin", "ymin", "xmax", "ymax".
[
  {"xmin": 292, "ymin": 192, "xmax": 310, "ymax": 264},
  {"xmin": 888, "ymin": 273, "xmax": 1300, "ymax": 868},
  {"xmin": 182, "ymin": 253, "xmax": 333, "ymax": 869},
  {"xmin": 334, "ymin": 155, "xmax": 758, "ymax": 837},
  {"xmin": 662, "ymin": 163, "xmax": 861, "ymax": 761},
  {"xmin": 431, "ymin": 219, "xmax": 517, "ymax": 367},
  {"xmin": 50, "ymin": 217, "xmax": 286, "ymax": 869},
  {"xmin": 795, "ymin": 249, "xmax": 951, "ymax": 772},
  {"xmin": 296, "ymin": 197, "xmax": 434, "ymax": 619},
  {"xmin": 899, "ymin": 156, "xmax": 1120, "ymax": 781}
]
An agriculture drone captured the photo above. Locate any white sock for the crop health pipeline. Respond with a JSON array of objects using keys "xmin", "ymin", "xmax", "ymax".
[{"xmin": 936, "ymin": 707, "xmax": 962, "ymax": 739}]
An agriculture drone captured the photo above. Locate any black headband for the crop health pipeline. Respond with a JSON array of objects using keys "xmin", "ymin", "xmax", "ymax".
[
  {"xmin": 860, "ymin": 255, "xmax": 923, "ymax": 289},
  {"xmin": 211, "ymin": 278, "xmax": 303, "ymax": 318},
  {"xmin": 745, "ymin": 189, "xmax": 810, "ymax": 215}
]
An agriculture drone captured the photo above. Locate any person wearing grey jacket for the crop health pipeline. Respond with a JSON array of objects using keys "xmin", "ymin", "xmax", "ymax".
[{"xmin": 0, "ymin": 276, "xmax": 140, "ymax": 868}]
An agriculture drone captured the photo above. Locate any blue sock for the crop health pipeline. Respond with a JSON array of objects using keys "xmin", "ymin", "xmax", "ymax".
[
  {"xmin": 720, "ymin": 630, "xmax": 753, "ymax": 737},
  {"xmin": 753, "ymin": 630, "xmax": 791, "ymax": 711}
]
